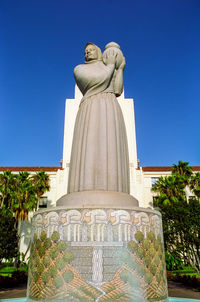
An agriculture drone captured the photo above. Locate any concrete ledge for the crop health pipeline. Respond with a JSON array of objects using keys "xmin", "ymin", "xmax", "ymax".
[{"xmin": 56, "ymin": 190, "xmax": 139, "ymax": 207}]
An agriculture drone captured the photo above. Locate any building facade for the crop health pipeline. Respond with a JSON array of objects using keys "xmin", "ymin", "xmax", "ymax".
[
  {"xmin": 1, "ymin": 86, "xmax": 200, "ymax": 208},
  {"xmin": 1, "ymin": 88, "xmax": 199, "ymax": 254}
]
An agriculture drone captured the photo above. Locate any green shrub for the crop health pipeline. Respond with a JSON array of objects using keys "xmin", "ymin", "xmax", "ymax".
[
  {"xmin": 38, "ymin": 246, "xmax": 45, "ymax": 257},
  {"xmin": 156, "ymin": 273, "xmax": 161, "ymax": 283},
  {"xmin": 42, "ymin": 272, "xmax": 50, "ymax": 283},
  {"xmin": 43, "ymin": 256, "xmax": 51, "ymax": 267},
  {"xmin": 53, "ymin": 275, "xmax": 64, "ymax": 288},
  {"xmin": 138, "ymin": 265, "xmax": 146, "ymax": 276},
  {"xmin": 33, "ymin": 233, "xmax": 37, "ymax": 243},
  {"xmin": 56, "ymin": 258, "xmax": 66, "ymax": 271},
  {"xmin": 34, "ymin": 256, "xmax": 40, "ymax": 267},
  {"xmin": 159, "ymin": 270, "xmax": 164, "ymax": 279},
  {"xmin": 147, "ymin": 231, "xmax": 155, "ymax": 242},
  {"xmin": 33, "ymin": 271, "xmax": 39, "ymax": 282},
  {"xmin": 50, "ymin": 247, "xmax": 59, "ymax": 259},
  {"xmin": 154, "ymin": 240, "xmax": 160, "ymax": 251},
  {"xmin": 0, "ymin": 209, "xmax": 19, "ymax": 263},
  {"xmin": 155, "ymin": 255, "xmax": 160, "ymax": 266},
  {"xmin": 137, "ymin": 248, "xmax": 145, "ymax": 259},
  {"xmin": 144, "ymin": 272, "xmax": 153, "ymax": 284},
  {"xmin": 44, "ymin": 238, "xmax": 52, "ymax": 249},
  {"xmin": 142, "ymin": 239, "xmax": 150, "ymax": 250},
  {"xmin": 57, "ymin": 241, "xmax": 67, "ymax": 252},
  {"xmin": 149, "ymin": 247, "xmax": 156, "ymax": 257},
  {"xmin": 37, "ymin": 263, "xmax": 44, "ymax": 274},
  {"xmin": 135, "ymin": 231, "xmax": 144, "ymax": 243},
  {"xmin": 63, "ymin": 270, "xmax": 74, "ymax": 283},
  {"xmin": 157, "ymin": 234, "xmax": 161, "ymax": 242},
  {"xmin": 144, "ymin": 256, "xmax": 151, "ymax": 267},
  {"xmin": 162, "ymin": 259, "xmax": 167, "ymax": 270},
  {"xmin": 40, "ymin": 231, "xmax": 47, "ymax": 242},
  {"xmin": 36, "ymin": 239, "xmax": 41, "ymax": 249},
  {"xmin": 31, "ymin": 249, "xmax": 37, "ymax": 258},
  {"xmin": 128, "ymin": 240, "xmax": 138, "ymax": 252},
  {"xmin": 165, "ymin": 251, "xmax": 184, "ymax": 271},
  {"xmin": 29, "ymin": 259, "xmax": 33, "ymax": 269},
  {"xmin": 150, "ymin": 264, "xmax": 157, "ymax": 275},
  {"xmin": 159, "ymin": 250, "xmax": 163, "ymax": 259},
  {"xmin": 49, "ymin": 266, "xmax": 57, "ymax": 277},
  {"xmin": 63, "ymin": 251, "xmax": 74, "ymax": 263},
  {"xmin": 51, "ymin": 231, "xmax": 60, "ymax": 242}
]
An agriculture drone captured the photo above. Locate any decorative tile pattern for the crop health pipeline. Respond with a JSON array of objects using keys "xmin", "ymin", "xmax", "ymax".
[{"xmin": 27, "ymin": 208, "xmax": 168, "ymax": 301}]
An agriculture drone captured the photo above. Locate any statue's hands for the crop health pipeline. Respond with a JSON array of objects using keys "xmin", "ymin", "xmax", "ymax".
[
  {"xmin": 103, "ymin": 50, "xmax": 117, "ymax": 65},
  {"xmin": 118, "ymin": 56, "xmax": 126, "ymax": 70}
]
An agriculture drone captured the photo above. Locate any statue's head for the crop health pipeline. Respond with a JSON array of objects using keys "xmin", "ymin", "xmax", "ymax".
[{"xmin": 85, "ymin": 43, "xmax": 102, "ymax": 62}]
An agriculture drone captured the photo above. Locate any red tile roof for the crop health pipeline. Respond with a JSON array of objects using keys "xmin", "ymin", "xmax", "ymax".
[
  {"xmin": 0, "ymin": 167, "xmax": 63, "ymax": 172},
  {"xmin": 142, "ymin": 166, "xmax": 200, "ymax": 172},
  {"xmin": 0, "ymin": 166, "xmax": 199, "ymax": 173}
]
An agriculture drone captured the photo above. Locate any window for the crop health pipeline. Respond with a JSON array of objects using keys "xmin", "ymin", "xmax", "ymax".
[
  {"xmin": 38, "ymin": 197, "xmax": 48, "ymax": 208},
  {"xmin": 151, "ymin": 177, "xmax": 159, "ymax": 188}
]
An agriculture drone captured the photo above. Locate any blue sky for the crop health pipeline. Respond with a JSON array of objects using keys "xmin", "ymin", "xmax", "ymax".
[{"xmin": 1, "ymin": 0, "xmax": 200, "ymax": 167}]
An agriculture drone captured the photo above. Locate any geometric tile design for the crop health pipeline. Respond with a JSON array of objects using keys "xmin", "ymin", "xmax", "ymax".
[{"xmin": 27, "ymin": 208, "xmax": 168, "ymax": 301}]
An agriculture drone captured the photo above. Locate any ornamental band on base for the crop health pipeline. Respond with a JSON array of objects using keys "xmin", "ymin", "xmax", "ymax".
[
  {"xmin": 27, "ymin": 206, "xmax": 168, "ymax": 302},
  {"xmin": 27, "ymin": 42, "xmax": 168, "ymax": 301}
]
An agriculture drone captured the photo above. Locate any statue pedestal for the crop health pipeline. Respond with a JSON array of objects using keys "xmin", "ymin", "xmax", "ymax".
[{"xmin": 27, "ymin": 194, "xmax": 168, "ymax": 301}]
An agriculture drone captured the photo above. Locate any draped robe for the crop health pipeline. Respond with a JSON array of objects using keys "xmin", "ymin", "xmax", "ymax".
[{"xmin": 67, "ymin": 60, "xmax": 130, "ymax": 194}]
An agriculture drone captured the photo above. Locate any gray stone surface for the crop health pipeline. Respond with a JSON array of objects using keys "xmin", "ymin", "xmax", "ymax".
[
  {"xmin": 67, "ymin": 42, "xmax": 130, "ymax": 195},
  {"xmin": 57, "ymin": 190, "xmax": 139, "ymax": 207}
]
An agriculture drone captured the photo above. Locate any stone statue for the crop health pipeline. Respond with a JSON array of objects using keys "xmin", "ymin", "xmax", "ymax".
[
  {"xmin": 67, "ymin": 42, "xmax": 130, "ymax": 194},
  {"xmin": 27, "ymin": 43, "xmax": 168, "ymax": 302}
]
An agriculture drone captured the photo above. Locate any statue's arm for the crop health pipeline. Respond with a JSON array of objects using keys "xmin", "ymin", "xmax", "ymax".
[{"xmin": 114, "ymin": 56, "xmax": 126, "ymax": 97}]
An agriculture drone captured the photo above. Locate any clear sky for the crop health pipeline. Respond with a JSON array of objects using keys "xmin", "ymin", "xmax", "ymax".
[{"xmin": 1, "ymin": 0, "xmax": 200, "ymax": 167}]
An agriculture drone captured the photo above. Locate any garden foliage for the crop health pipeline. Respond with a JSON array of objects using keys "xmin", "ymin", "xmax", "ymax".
[
  {"xmin": 152, "ymin": 161, "xmax": 200, "ymax": 274},
  {"xmin": 0, "ymin": 208, "xmax": 18, "ymax": 264}
]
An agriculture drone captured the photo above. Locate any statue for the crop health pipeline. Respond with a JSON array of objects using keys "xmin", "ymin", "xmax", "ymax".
[
  {"xmin": 27, "ymin": 43, "xmax": 168, "ymax": 302},
  {"xmin": 67, "ymin": 42, "xmax": 130, "ymax": 194}
]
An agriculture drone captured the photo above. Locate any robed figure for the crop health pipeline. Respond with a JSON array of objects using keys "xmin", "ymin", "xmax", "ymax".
[{"xmin": 67, "ymin": 42, "xmax": 130, "ymax": 194}]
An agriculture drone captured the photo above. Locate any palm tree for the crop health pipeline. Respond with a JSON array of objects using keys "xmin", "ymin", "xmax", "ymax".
[
  {"xmin": 11, "ymin": 172, "xmax": 38, "ymax": 221},
  {"xmin": 152, "ymin": 175, "xmax": 186, "ymax": 206},
  {"xmin": 0, "ymin": 170, "xmax": 50, "ymax": 220},
  {"xmin": 172, "ymin": 161, "xmax": 192, "ymax": 185},
  {"xmin": 0, "ymin": 171, "xmax": 17, "ymax": 208},
  {"xmin": 0, "ymin": 170, "xmax": 51, "ymax": 264},
  {"xmin": 31, "ymin": 171, "xmax": 50, "ymax": 198}
]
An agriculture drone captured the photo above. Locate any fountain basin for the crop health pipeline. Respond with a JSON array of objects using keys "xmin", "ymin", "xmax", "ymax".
[
  {"xmin": 26, "ymin": 205, "xmax": 168, "ymax": 301},
  {"xmin": 2, "ymin": 298, "xmax": 200, "ymax": 302}
]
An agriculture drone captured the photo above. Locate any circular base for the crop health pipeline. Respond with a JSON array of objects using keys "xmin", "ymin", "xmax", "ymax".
[
  {"xmin": 56, "ymin": 190, "xmax": 139, "ymax": 207},
  {"xmin": 28, "ymin": 205, "xmax": 167, "ymax": 301}
]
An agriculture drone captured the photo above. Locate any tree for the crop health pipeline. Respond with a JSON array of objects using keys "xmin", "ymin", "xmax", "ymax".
[
  {"xmin": 31, "ymin": 171, "xmax": 50, "ymax": 198},
  {"xmin": 172, "ymin": 160, "xmax": 193, "ymax": 186},
  {"xmin": 0, "ymin": 171, "xmax": 50, "ymax": 222},
  {"xmin": 0, "ymin": 171, "xmax": 50, "ymax": 263},
  {"xmin": 0, "ymin": 208, "xmax": 18, "ymax": 264},
  {"xmin": 11, "ymin": 172, "xmax": 39, "ymax": 221},
  {"xmin": 152, "ymin": 175, "xmax": 185, "ymax": 205},
  {"xmin": 0, "ymin": 171, "xmax": 17, "ymax": 209},
  {"xmin": 153, "ymin": 161, "xmax": 200, "ymax": 274},
  {"xmin": 172, "ymin": 160, "xmax": 193, "ymax": 179}
]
